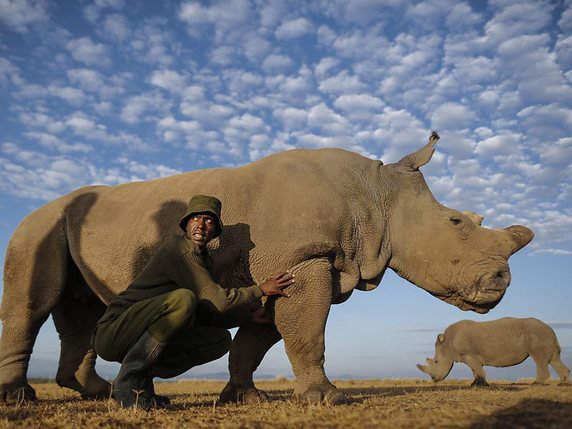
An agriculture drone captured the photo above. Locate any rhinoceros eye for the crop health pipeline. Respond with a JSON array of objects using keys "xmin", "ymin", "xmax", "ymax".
[{"xmin": 449, "ymin": 216, "xmax": 461, "ymax": 225}]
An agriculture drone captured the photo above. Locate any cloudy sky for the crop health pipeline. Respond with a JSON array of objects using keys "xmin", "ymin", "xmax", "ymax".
[{"xmin": 1, "ymin": 0, "xmax": 571, "ymax": 382}]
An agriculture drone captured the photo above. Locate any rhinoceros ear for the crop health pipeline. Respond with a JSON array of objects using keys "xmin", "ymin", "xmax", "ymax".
[
  {"xmin": 397, "ymin": 131, "xmax": 440, "ymax": 171},
  {"xmin": 437, "ymin": 333, "xmax": 445, "ymax": 343}
]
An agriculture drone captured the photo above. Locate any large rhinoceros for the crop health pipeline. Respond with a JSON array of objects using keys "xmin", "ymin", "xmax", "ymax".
[
  {"xmin": 0, "ymin": 133, "xmax": 533, "ymax": 404},
  {"xmin": 417, "ymin": 317, "xmax": 570, "ymax": 386}
]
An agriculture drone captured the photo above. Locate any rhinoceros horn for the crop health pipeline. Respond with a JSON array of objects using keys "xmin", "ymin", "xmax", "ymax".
[
  {"xmin": 397, "ymin": 131, "xmax": 440, "ymax": 170},
  {"xmin": 505, "ymin": 225, "xmax": 535, "ymax": 255}
]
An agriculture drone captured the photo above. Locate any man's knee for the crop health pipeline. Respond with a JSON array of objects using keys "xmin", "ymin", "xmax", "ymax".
[
  {"xmin": 167, "ymin": 289, "xmax": 197, "ymax": 312},
  {"xmin": 164, "ymin": 289, "xmax": 197, "ymax": 324}
]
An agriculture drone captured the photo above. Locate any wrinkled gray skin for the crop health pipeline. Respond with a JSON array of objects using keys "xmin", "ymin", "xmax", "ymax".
[
  {"xmin": 417, "ymin": 317, "xmax": 571, "ymax": 386},
  {"xmin": 0, "ymin": 133, "xmax": 534, "ymax": 405}
]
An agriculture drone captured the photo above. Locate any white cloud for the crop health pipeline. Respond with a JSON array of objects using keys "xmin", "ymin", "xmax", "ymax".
[
  {"xmin": 307, "ymin": 103, "xmax": 350, "ymax": 136},
  {"xmin": 474, "ymin": 132, "xmax": 522, "ymax": 158},
  {"xmin": 47, "ymin": 85, "xmax": 86, "ymax": 106},
  {"xmin": 445, "ymin": 3, "xmax": 482, "ymax": 33},
  {"xmin": 321, "ymin": 0, "xmax": 401, "ymax": 26},
  {"xmin": 0, "ymin": 57, "xmax": 20, "ymax": 87},
  {"xmin": 518, "ymin": 104, "xmax": 572, "ymax": 140},
  {"xmin": 179, "ymin": 99, "xmax": 235, "ymax": 126},
  {"xmin": 274, "ymin": 107, "xmax": 307, "ymax": 130},
  {"xmin": 149, "ymin": 69, "xmax": 188, "ymax": 93},
  {"xmin": 66, "ymin": 37, "xmax": 110, "ymax": 67},
  {"xmin": 555, "ymin": 35, "xmax": 572, "ymax": 70},
  {"xmin": 430, "ymin": 102, "xmax": 477, "ymax": 131},
  {"xmin": 559, "ymin": 1, "xmax": 572, "ymax": 33},
  {"xmin": 372, "ymin": 108, "xmax": 428, "ymax": 162},
  {"xmin": 67, "ymin": 69, "xmax": 104, "ymax": 92},
  {"xmin": 120, "ymin": 93, "xmax": 171, "ymax": 124},
  {"xmin": 314, "ymin": 57, "xmax": 340, "ymax": 78},
  {"xmin": 275, "ymin": 17, "xmax": 313, "ymax": 40},
  {"xmin": 484, "ymin": 1, "xmax": 554, "ymax": 46},
  {"xmin": 537, "ymin": 137, "xmax": 572, "ymax": 167},
  {"xmin": 332, "ymin": 28, "xmax": 390, "ymax": 61},
  {"xmin": 318, "ymin": 70, "xmax": 367, "ymax": 95},
  {"xmin": 102, "ymin": 13, "xmax": 131, "ymax": 41},
  {"xmin": 242, "ymin": 33, "xmax": 273, "ymax": 62},
  {"xmin": 0, "ymin": 0, "xmax": 49, "ymax": 33},
  {"xmin": 178, "ymin": 0, "xmax": 254, "ymax": 42},
  {"xmin": 83, "ymin": 0, "xmax": 125, "ymax": 23},
  {"xmin": 129, "ymin": 19, "xmax": 177, "ymax": 66},
  {"xmin": 333, "ymin": 94, "xmax": 384, "ymax": 113},
  {"xmin": 261, "ymin": 54, "xmax": 295, "ymax": 73}
]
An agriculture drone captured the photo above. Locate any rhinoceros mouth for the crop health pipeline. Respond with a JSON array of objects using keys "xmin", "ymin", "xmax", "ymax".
[{"xmin": 458, "ymin": 268, "xmax": 511, "ymax": 313}]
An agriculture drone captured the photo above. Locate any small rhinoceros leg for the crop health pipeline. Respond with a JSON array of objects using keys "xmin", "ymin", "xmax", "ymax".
[
  {"xmin": 464, "ymin": 356, "xmax": 489, "ymax": 387},
  {"xmin": 274, "ymin": 258, "xmax": 349, "ymax": 405},
  {"xmin": 549, "ymin": 352, "xmax": 571, "ymax": 385},
  {"xmin": 51, "ymin": 286, "xmax": 110, "ymax": 399},
  {"xmin": 531, "ymin": 355, "xmax": 551, "ymax": 385},
  {"xmin": 219, "ymin": 323, "xmax": 282, "ymax": 404}
]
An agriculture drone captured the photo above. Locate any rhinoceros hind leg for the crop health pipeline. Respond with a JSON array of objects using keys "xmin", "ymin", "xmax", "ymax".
[
  {"xmin": 548, "ymin": 352, "xmax": 570, "ymax": 385},
  {"xmin": 471, "ymin": 377, "xmax": 489, "ymax": 387},
  {"xmin": 219, "ymin": 323, "xmax": 282, "ymax": 404},
  {"xmin": 0, "ymin": 313, "xmax": 50, "ymax": 403},
  {"xmin": 219, "ymin": 384, "xmax": 270, "ymax": 404},
  {"xmin": 51, "ymin": 280, "xmax": 110, "ymax": 399},
  {"xmin": 275, "ymin": 258, "xmax": 348, "ymax": 405}
]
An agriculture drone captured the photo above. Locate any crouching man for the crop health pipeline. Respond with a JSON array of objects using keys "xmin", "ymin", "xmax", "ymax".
[{"xmin": 93, "ymin": 195, "xmax": 294, "ymax": 410}]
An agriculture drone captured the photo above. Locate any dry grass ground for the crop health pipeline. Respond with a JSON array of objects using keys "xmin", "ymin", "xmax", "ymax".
[{"xmin": 1, "ymin": 378, "xmax": 571, "ymax": 428}]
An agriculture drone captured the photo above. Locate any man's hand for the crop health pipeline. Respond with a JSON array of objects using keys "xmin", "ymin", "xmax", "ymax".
[{"xmin": 258, "ymin": 271, "xmax": 294, "ymax": 297}]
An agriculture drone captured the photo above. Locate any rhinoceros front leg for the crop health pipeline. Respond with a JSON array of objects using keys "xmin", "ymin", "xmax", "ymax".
[
  {"xmin": 463, "ymin": 356, "xmax": 489, "ymax": 387},
  {"xmin": 51, "ymin": 284, "xmax": 110, "ymax": 399},
  {"xmin": 219, "ymin": 323, "xmax": 282, "ymax": 404},
  {"xmin": 274, "ymin": 257, "xmax": 348, "ymax": 405}
]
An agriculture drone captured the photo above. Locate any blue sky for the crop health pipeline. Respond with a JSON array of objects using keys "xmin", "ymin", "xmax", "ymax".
[{"xmin": 1, "ymin": 0, "xmax": 571, "ymax": 383}]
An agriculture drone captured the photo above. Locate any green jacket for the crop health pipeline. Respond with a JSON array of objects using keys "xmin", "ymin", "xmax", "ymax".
[{"xmin": 98, "ymin": 235, "xmax": 263, "ymax": 325}]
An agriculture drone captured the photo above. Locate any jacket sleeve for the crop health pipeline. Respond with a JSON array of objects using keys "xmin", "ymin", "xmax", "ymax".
[{"xmin": 168, "ymin": 244, "xmax": 263, "ymax": 314}]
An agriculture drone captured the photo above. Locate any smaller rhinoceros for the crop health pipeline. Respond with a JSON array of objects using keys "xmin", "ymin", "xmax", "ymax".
[{"xmin": 417, "ymin": 317, "xmax": 570, "ymax": 386}]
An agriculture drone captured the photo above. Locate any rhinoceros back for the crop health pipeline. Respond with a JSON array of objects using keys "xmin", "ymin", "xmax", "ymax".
[{"xmin": 5, "ymin": 148, "xmax": 382, "ymax": 302}]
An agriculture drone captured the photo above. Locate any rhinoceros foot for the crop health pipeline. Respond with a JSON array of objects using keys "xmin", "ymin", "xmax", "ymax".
[
  {"xmin": 471, "ymin": 378, "xmax": 489, "ymax": 387},
  {"xmin": 79, "ymin": 382, "xmax": 111, "ymax": 400},
  {"xmin": 57, "ymin": 372, "xmax": 111, "ymax": 400},
  {"xmin": 0, "ymin": 383, "xmax": 37, "ymax": 404},
  {"xmin": 296, "ymin": 384, "xmax": 349, "ymax": 405},
  {"xmin": 218, "ymin": 382, "xmax": 270, "ymax": 404}
]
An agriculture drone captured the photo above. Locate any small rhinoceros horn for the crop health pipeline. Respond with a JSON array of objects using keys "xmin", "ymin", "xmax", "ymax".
[{"xmin": 463, "ymin": 211, "xmax": 484, "ymax": 226}]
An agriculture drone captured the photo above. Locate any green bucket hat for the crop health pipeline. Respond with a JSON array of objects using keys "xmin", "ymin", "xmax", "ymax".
[{"xmin": 179, "ymin": 195, "xmax": 223, "ymax": 237}]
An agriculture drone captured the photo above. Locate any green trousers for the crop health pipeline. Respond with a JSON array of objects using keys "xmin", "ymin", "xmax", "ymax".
[{"xmin": 94, "ymin": 289, "xmax": 232, "ymax": 379}]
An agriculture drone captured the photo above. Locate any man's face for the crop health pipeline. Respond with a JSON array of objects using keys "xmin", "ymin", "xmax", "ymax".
[{"xmin": 186, "ymin": 212, "xmax": 218, "ymax": 248}]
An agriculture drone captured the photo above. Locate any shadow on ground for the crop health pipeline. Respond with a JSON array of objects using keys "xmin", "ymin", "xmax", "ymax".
[{"xmin": 469, "ymin": 398, "xmax": 572, "ymax": 429}]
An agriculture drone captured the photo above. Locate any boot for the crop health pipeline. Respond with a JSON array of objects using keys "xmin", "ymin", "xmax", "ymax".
[{"xmin": 112, "ymin": 331, "xmax": 166, "ymax": 410}]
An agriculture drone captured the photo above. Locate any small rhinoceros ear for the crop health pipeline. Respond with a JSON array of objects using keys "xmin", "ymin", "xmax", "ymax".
[
  {"xmin": 397, "ymin": 131, "xmax": 440, "ymax": 171},
  {"xmin": 437, "ymin": 333, "xmax": 445, "ymax": 343}
]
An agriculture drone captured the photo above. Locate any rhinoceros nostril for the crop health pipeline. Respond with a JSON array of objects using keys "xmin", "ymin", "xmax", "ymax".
[{"xmin": 491, "ymin": 270, "xmax": 511, "ymax": 290}]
